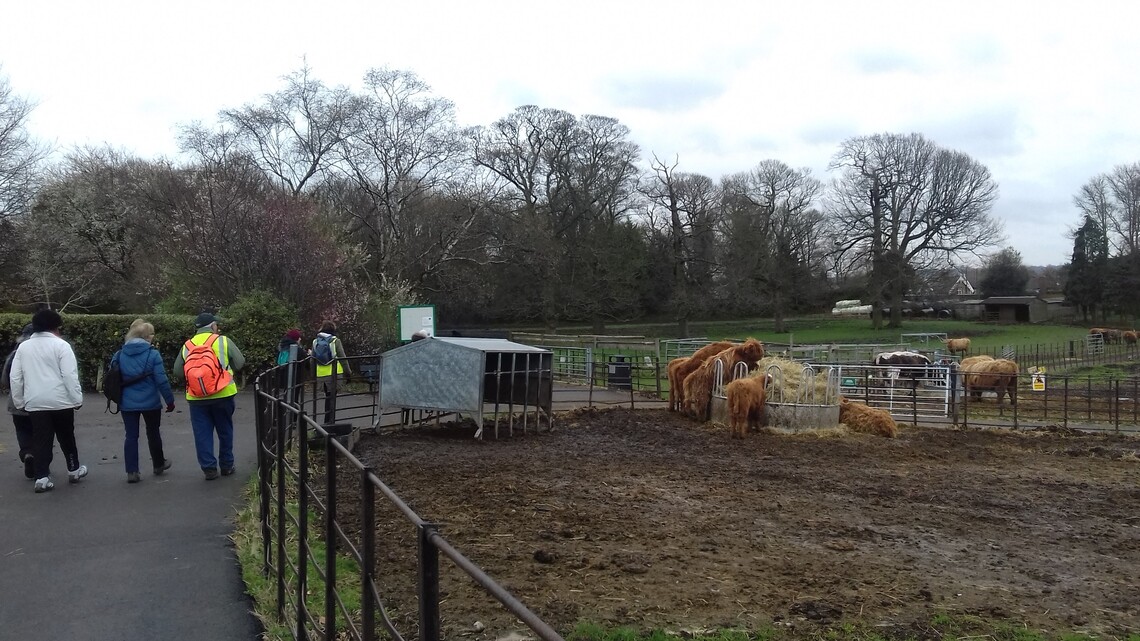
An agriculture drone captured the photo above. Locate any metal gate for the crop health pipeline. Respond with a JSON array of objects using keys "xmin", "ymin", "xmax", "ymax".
[
  {"xmin": 825, "ymin": 363, "xmax": 953, "ymax": 420},
  {"xmin": 538, "ymin": 345, "xmax": 592, "ymax": 384}
]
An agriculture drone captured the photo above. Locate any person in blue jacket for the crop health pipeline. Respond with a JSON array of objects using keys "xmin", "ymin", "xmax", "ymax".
[{"xmin": 112, "ymin": 319, "xmax": 176, "ymax": 483}]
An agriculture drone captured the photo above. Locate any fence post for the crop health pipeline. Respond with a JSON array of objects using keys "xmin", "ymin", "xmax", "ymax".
[
  {"xmin": 256, "ymin": 389, "xmax": 271, "ymax": 579},
  {"xmin": 1012, "ymin": 373, "xmax": 1019, "ymax": 430},
  {"xmin": 655, "ymin": 357, "xmax": 662, "ymax": 400},
  {"xmin": 1063, "ymin": 377, "xmax": 1069, "ymax": 429},
  {"xmin": 297, "ymin": 416, "xmax": 311, "ymax": 641},
  {"xmin": 418, "ymin": 523, "xmax": 442, "ymax": 641},
  {"xmin": 325, "ymin": 436, "xmax": 338, "ymax": 641},
  {"xmin": 276, "ymin": 396, "xmax": 289, "ymax": 621},
  {"xmin": 950, "ymin": 367, "xmax": 959, "ymax": 427},
  {"xmin": 1087, "ymin": 376, "xmax": 1093, "ymax": 421},
  {"xmin": 1115, "ymin": 380, "xmax": 1121, "ymax": 434},
  {"xmin": 361, "ymin": 471, "xmax": 376, "ymax": 641}
]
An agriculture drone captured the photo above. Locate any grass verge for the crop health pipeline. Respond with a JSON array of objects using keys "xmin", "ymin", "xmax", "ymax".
[{"xmin": 232, "ymin": 475, "xmax": 364, "ymax": 641}]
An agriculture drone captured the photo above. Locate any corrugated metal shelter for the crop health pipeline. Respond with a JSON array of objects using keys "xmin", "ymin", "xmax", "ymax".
[{"xmin": 378, "ymin": 337, "xmax": 554, "ymax": 438}]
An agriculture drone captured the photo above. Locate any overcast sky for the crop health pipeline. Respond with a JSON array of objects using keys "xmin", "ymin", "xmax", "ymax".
[{"xmin": 3, "ymin": 1, "xmax": 1138, "ymax": 267}]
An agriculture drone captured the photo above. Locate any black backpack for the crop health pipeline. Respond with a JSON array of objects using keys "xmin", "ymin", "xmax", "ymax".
[{"xmin": 103, "ymin": 352, "xmax": 152, "ymax": 414}]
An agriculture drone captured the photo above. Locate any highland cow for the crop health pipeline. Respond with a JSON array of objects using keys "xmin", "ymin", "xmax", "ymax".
[
  {"xmin": 667, "ymin": 341, "xmax": 735, "ymax": 412},
  {"xmin": 838, "ymin": 397, "xmax": 899, "ymax": 438},
  {"xmin": 683, "ymin": 338, "xmax": 765, "ymax": 421},
  {"xmin": 941, "ymin": 337, "xmax": 971, "ymax": 356},
  {"xmin": 725, "ymin": 373, "xmax": 772, "ymax": 438},
  {"xmin": 961, "ymin": 357, "xmax": 1019, "ymax": 406}
]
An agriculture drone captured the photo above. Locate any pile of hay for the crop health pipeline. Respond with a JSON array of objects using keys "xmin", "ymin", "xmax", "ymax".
[{"xmin": 753, "ymin": 356, "xmax": 833, "ymax": 404}]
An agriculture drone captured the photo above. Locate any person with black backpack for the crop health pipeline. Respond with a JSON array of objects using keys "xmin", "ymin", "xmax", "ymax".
[
  {"xmin": 9, "ymin": 309, "xmax": 86, "ymax": 493},
  {"xmin": 2, "ymin": 324, "xmax": 36, "ymax": 480},
  {"xmin": 312, "ymin": 320, "xmax": 352, "ymax": 425},
  {"xmin": 110, "ymin": 319, "xmax": 176, "ymax": 483}
]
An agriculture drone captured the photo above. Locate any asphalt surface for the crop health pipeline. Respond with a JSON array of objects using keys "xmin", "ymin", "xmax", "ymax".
[{"xmin": 0, "ymin": 393, "xmax": 262, "ymax": 640}]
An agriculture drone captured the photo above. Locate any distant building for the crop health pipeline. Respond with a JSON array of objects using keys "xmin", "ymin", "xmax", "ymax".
[
  {"xmin": 980, "ymin": 296, "xmax": 1049, "ymax": 323},
  {"xmin": 948, "ymin": 273, "xmax": 975, "ymax": 297}
]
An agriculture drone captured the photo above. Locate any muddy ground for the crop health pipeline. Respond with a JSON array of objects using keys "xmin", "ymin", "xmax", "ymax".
[{"xmin": 337, "ymin": 408, "xmax": 1140, "ymax": 640}]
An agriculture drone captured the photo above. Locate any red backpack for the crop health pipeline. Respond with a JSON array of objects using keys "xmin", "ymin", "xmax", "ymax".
[{"xmin": 183, "ymin": 334, "xmax": 233, "ymax": 397}]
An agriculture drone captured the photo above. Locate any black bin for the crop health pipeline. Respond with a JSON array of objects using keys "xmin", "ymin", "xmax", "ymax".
[{"xmin": 607, "ymin": 356, "xmax": 632, "ymax": 390}]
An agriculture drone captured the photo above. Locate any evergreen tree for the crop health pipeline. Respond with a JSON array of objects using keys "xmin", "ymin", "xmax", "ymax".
[
  {"xmin": 1064, "ymin": 215, "xmax": 1109, "ymax": 321},
  {"xmin": 979, "ymin": 247, "xmax": 1030, "ymax": 297}
]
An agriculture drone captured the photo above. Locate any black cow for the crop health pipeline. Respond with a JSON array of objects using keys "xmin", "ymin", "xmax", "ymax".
[{"xmin": 873, "ymin": 351, "xmax": 934, "ymax": 388}]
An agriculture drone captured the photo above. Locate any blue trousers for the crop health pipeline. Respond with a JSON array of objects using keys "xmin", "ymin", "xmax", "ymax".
[
  {"xmin": 188, "ymin": 396, "xmax": 235, "ymax": 471},
  {"xmin": 121, "ymin": 409, "xmax": 165, "ymax": 474}
]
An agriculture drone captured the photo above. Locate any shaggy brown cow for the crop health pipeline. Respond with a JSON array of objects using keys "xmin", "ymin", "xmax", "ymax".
[
  {"xmin": 961, "ymin": 357, "xmax": 1019, "ymax": 405},
  {"xmin": 1124, "ymin": 330, "xmax": 1138, "ymax": 345},
  {"xmin": 838, "ymin": 397, "xmax": 899, "ymax": 438},
  {"xmin": 683, "ymin": 338, "xmax": 765, "ymax": 421},
  {"xmin": 725, "ymin": 373, "xmax": 772, "ymax": 438},
  {"xmin": 941, "ymin": 337, "xmax": 971, "ymax": 356},
  {"xmin": 959, "ymin": 355, "xmax": 994, "ymax": 370},
  {"xmin": 667, "ymin": 341, "xmax": 735, "ymax": 412}
]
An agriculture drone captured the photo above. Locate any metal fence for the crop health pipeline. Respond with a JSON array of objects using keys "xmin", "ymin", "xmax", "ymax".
[{"xmin": 253, "ymin": 356, "xmax": 564, "ymax": 641}]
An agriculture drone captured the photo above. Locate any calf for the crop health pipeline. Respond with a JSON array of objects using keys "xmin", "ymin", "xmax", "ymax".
[{"xmin": 725, "ymin": 374, "xmax": 772, "ymax": 438}]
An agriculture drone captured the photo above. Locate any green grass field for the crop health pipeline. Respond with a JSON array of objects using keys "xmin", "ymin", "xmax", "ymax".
[{"xmin": 539, "ymin": 316, "xmax": 1092, "ymax": 355}]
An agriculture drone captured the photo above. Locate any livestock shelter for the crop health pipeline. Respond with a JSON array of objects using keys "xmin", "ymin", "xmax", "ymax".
[
  {"xmin": 981, "ymin": 296, "xmax": 1050, "ymax": 323},
  {"xmin": 377, "ymin": 337, "xmax": 554, "ymax": 438}
]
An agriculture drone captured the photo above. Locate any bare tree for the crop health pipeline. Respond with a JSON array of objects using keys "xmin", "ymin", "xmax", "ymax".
[
  {"xmin": 0, "ymin": 72, "xmax": 50, "ymax": 294},
  {"xmin": 1075, "ymin": 163, "xmax": 1140, "ymax": 256},
  {"xmin": 219, "ymin": 64, "xmax": 359, "ymax": 197},
  {"xmin": 827, "ymin": 133, "xmax": 1002, "ymax": 328},
  {"xmin": 0, "ymin": 72, "xmax": 48, "ymax": 220},
  {"xmin": 472, "ymin": 106, "xmax": 642, "ymax": 330},
  {"xmin": 17, "ymin": 146, "xmax": 166, "ymax": 310},
  {"xmin": 332, "ymin": 67, "xmax": 485, "ymax": 287},
  {"xmin": 641, "ymin": 154, "xmax": 720, "ymax": 336},
  {"xmin": 721, "ymin": 161, "xmax": 824, "ymax": 331}
]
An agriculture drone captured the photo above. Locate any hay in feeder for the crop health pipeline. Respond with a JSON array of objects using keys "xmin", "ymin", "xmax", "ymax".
[{"xmin": 754, "ymin": 356, "xmax": 833, "ymax": 404}]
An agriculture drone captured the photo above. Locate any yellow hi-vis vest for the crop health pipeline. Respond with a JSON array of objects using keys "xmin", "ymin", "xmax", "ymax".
[
  {"xmin": 314, "ymin": 336, "xmax": 344, "ymax": 378},
  {"xmin": 181, "ymin": 332, "xmax": 239, "ymax": 400}
]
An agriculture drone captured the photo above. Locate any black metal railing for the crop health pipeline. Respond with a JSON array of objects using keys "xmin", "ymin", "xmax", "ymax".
[{"xmin": 254, "ymin": 356, "xmax": 564, "ymax": 641}]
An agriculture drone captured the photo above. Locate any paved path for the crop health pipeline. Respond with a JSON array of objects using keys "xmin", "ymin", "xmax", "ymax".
[{"xmin": 0, "ymin": 393, "xmax": 262, "ymax": 640}]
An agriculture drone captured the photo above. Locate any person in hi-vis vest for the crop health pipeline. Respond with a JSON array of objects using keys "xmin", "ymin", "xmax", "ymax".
[
  {"xmin": 312, "ymin": 320, "xmax": 351, "ymax": 425},
  {"xmin": 172, "ymin": 312, "xmax": 245, "ymax": 480}
]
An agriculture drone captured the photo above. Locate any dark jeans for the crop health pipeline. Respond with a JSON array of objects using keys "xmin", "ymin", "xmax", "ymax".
[
  {"xmin": 188, "ymin": 396, "xmax": 235, "ymax": 471},
  {"xmin": 320, "ymin": 378, "xmax": 339, "ymax": 425},
  {"xmin": 122, "ymin": 409, "xmax": 165, "ymax": 474},
  {"xmin": 29, "ymin": 408, "xmax": 79, "ymax": 479},
  {"xmin": 12, "ymin": 413, "xmax": 33, "ymax": 462}
]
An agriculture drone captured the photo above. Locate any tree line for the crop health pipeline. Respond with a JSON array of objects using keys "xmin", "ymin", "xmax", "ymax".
[
  {"xmin": 1065, "ymin": 162, "xmax": 1140, "ymax": 322},
  {"xmin": 1, "ymin": 65, "xmax": 1115, "ymax": 342}
]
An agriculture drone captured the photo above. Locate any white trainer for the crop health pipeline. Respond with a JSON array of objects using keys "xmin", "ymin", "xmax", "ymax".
[
  {"xmin": 34, "ymin": 477, "xmax": 54, "ymax": 493},
  {"xmin": 68, "ymin": 465, "xmax": 88, "ymax": 483}
]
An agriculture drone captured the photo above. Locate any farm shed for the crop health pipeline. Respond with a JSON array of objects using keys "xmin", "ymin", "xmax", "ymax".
[
  {"xmin": 378, "ymin": 337, "xmax": 554, "ymax": 438},
  {"xmin": 981, "ymin": 296, "xmax": 1050, "ymax": 323}
]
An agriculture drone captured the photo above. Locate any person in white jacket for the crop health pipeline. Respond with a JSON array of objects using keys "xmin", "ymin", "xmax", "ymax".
[{"xmin": 10, "ymin": 309, "xmax": 87, "ymax": 493}]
